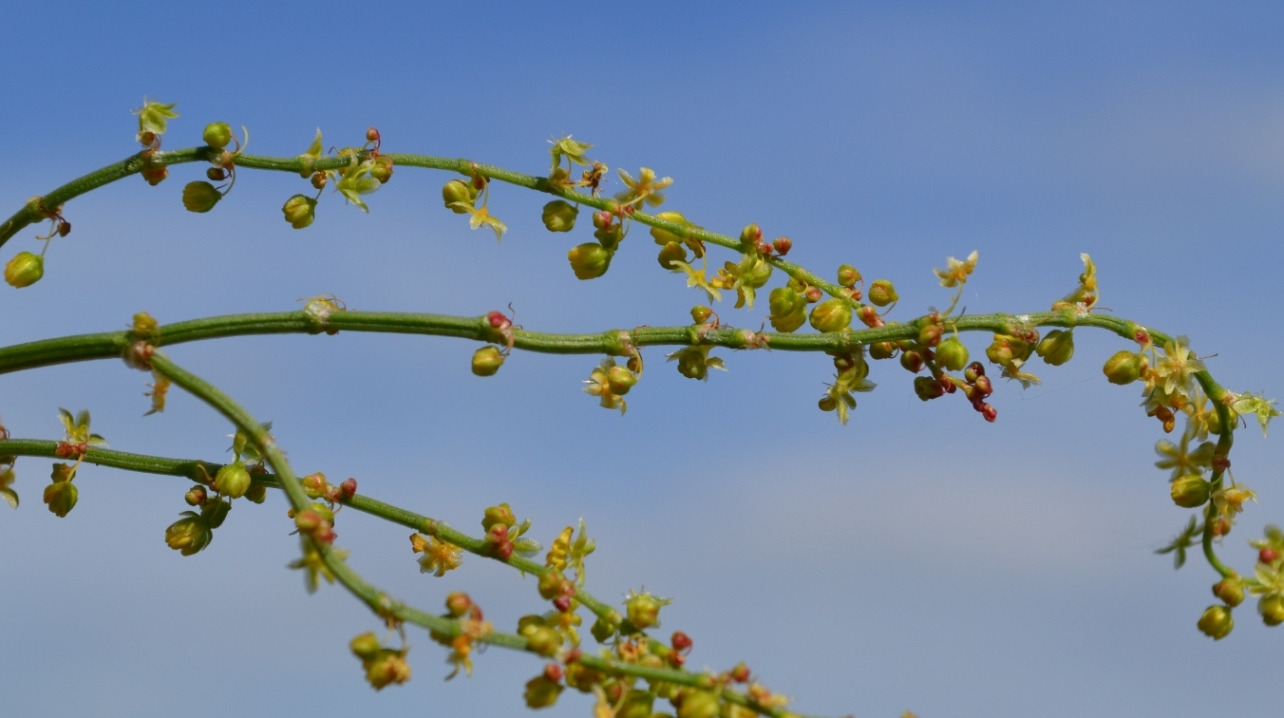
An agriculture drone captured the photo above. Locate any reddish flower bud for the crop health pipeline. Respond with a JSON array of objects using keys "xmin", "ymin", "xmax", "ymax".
[
  {"xmin": 964, "ymin": 362, "xmax": 985, "ymax": 382},
  {"xmin": 980, "ymin": 403, "xmax": 998, "ymax": 422},
  {"xmin": 899, "ymin": 350, "xmax": 924, "ymax": 374},
  {"xmin": 339, "ymin": 478, "xmax": 358, "ymax": 500},
  {"xmin": 1259, "ymin": 547, "xmax": 1280, "ymax": 565},
  {"xmin": 772, "ymin": 236, "xmax": 792, "ymax": 255},
  {"xmin": 671, "ymin": 631, "xmax": 693, "ymax": 653}
]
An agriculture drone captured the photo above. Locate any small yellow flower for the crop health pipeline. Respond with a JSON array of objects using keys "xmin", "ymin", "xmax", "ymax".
[
  {"xmin": 933, "ymin": 250, "xmax": 979, "ymax": 288},
  {"xmin": 410, "ymin": 533, "xmax": 463, "ymax": 577},
  {"xmin": 549, "ymin": 135, "xmax": 593, "ymax": 173},
  {"xmin": 615, "ymin": 167, "xmax": 673, "ymax": 208},
  {"xmin": 1154, "ymin": 427, "xmax": 1215, "ymax": 480},
  {"xmin": 670, "ymin": 258, "xmax": 723, "ymax": 304},
  {"xmin": 1153, "ymin": 336, "xmax": 1206, "ymax": 396},
  {"xmin": 1213, "ymin": 483, "xmax": 1257, "ymax": 520},
  {"xmin": 447, "ymin": 202, "xmax": 507, "ymax": 241},
  {"xmin": 287, "ymin": 538, "xmax": 348, "ymax": 593},
  {"xmin": 0, "ymin": 465, "xmax": 17, "ymax": 509}
]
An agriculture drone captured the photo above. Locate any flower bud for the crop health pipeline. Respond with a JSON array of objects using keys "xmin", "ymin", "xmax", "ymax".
[
  {"xmin": 525, "ymin": 625, "xmax": 563, "ymax": 657},
  {"xmin": 165, "ymin": 513, "xmax": 212, "ymax": 556},
  {"xmin": 202, "ymin": 122, "xmax": 233, "ymax": 149},
  {"xmin": 867, "ymin": 279, "xmax": 898, "ymax": 307},
  {"xmin": 1170, "ymin": 475, "xmax": 1211, "ymax": 508},
  {"xmin": 808, "ymin": 298, "xmax": 852, "ymax": 333},
  {"xmin": 607, "ymin": 366, "xmax": 638, "ymax": 395},
  {"xmin": 442, "ymin": 179, "xmax": 475, "ymax": 213},
  {"xmin": 472, "ymin": 346, "xmax": 506, "ymax": 377},
  {"xmin": 690, "ymin": 306, "xmax": 713, "ymax": 324},
  {"xmin": 445, "ymin": 592, "xmax": 472, "ymax": 617},
  {"xmin": 592, "ymin": 210, "xmax": 613, "ymax": 230},
  {"xmin": 350, "ymin": 632, "xmax": 381, "ymax": 659},
  {"xmin": 181, "ymin": 181, "xmax": 222, "ymax": 213},
  {"xmin": 282, "ymin": 194, "xmax": 317, "ymax": 229},
  {"xmin": 244, "ymin": 484, "xmax": 267, "ymax": 504},
  {"xmin": 739, "ymin": 223, "xmax": 762, "ymax": 246},
  {"xmin": 772, "ymin": 236, "xmax": 792, "ymax": 255},
  {"xmin": 202, "ymin": 497, "xmax": 231, "ymax": 529},
  {"xmin": 1213, "ymin": 578, "xmax": 1245, "ymax": 607},
  {"xmin": 649, "ymin": 211, "xmax": 688, "ymax": 245},
  {"xmin": 917, "ymin": 323, "xmax": 943, "ymax": 347},
  {"xmin": 1259, "ymin": 594, "xmax": 1284, "ymax": 626},
  {"xmin": 837, "ymin": 264, "xmax": 861, "ymax": 288},
  {"xmin": 657, "ymin": 242, "xmax": 688, "ymax": 269},
  {"xmin": 142, "ymin": 167, "xmax": 169, "ymax": 185},
  {"xmin": 616, "ymin": 690, "xmax": 656, "ymax": 718},
  {"xmin": 1103, "ymin": 350, "xmax": 1145, "ymax": 385},
  {"xmin": 986, "ymin": 337, "xmax": 1015, "ymax": 366},
  {"xmin": 676, "ymin": 690, "xmax": 720, "ymax": 718},
  {"xmin": 626, "ymin": 592, "xmax": 667, "ymax": 630},
  {"xmin": 310, "ymin": 171, "xmax": 328, "ymax": 190},
  {"xmin": 363, "ymin": 650, "xmax": 411, "ymax": 690},
  {"xmin": 936, "ymin": 337, "xmax": 969, "ymax": 371},
  {"xmin": 1260, "ymin": 547, "xmax": 1280, "ymax": 565},
  {"xmin": 541, "ymin": 200, "xmax": 578, "ymax": 232},
  {"xmin": 869, "ymin": 341, "xmax": 895, "ymax": 360},
  {"xmin": 213, "ymin": 460, "xmax": 252, "ymax": 499},
  {"xmin": 1034, "ymin": 329, "xmax": 1074, "ymax": 366},
  {"xmin": 768, "ymin": 287, "xmax": 807, "ymax": 333},
  {"xmin": 525, "ymin": 675, "xmax": 564, "ymax": 709},
  {"xmin": 538, "ymin": 570, "xmax": 570, "ymax": 600},
  {"xmin": 900, "ymin": 350, "xmax": 924, "ymax": 374},
  {"xmin": 339, "ymin": 477, "xmax": 358, "ymax": 500},
  {"xmin": 591, "ymin": 617, "xmax": 617, "ymax": 643},
  {"xmin": 206, "ymin": 167, "xmax": 227, "ymax": 182},
  {"xmin": 301, "ymin": 472, "xmax": 329, "ymax": 499},
  {"xmin": 370, "ymin": 156, "xmax": 394, "ymax": 184},
  {"xmin": 184, "ymin": 485, "xmax": 207, "ymax": 506},
  {"xmin": 914, "ymin": 376, "xmax": 945, "ymax": 401},
  {"xmin": 567, "ymin": 243, "xmax": 612, "ymax": 280},
  {"xmin": 1197, "ymin": 604, "xmax": 1234, "ymax": 640},
  {"xmin": 5, "ymin": 252, "xmax": 44, "ymax": 288},
  {"xmin": 482, "ymin": 503, "xmax": 517, "ymax": 531}
]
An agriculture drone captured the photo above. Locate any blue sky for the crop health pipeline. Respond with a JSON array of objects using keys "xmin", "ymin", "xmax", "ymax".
[{"xmin": 1, "ymin": 2, "xmax": 1282, "ymax": 716}]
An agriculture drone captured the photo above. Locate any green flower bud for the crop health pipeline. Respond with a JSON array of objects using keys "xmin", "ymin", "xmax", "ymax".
[
  {"xmin": 657, "ymin": 242, "xmax": 688, "ymax": 269},
  {"xmin": 936, "ymin": 337, "xmax": 969, "ymax": 371},
  {"xmin": 1259, "ymin": 594, "xmax": 1284, "ymax": 626},
  {"xmin": 213, "ymin": 460, "xmax": 252, "ymax": 499},
  {"xmin": 567, "ymin": 243, "xmax": 612, "ymax": 280},
  {"xmin": 1197, "ymin": 604, "xmax": 1234, "ymax": 640},
  {"xmin": 202, "ymin": 497, "xmax": 231, "ymax": 529},
  {"xmin": 482, "ymin": 503, "xmax": 517, "ymax": 531},
  {"xmin": 917, "ymin": 323, "xmax": 943, "ymax": 347},
  {"xmin": 445, "ymin": 592, "xmax": 472, "ymax": 617},
  {"xmin": 182, "ymin": 181, "xmax": 222, "ymax": 213},
  {"xmin": 43, "ymin": 479, "xmax": 78, "ymax": 518},
  {"xmin": 650, "ymin": 211, "xmax": 688, "ymax": 246},
  {"xmin": 738, "ymin": 223, "xmax": 762, "ymax": 246},
  {"xmin": 808, "ymin": 298, "xmax": 852, "ymax": 333},
  {"xmin": 363, "ymin": 649, "xmax": 411, "ymax": 690},
  {"xmin": 538, "ymin": 570, "xmax": 569, "ymax": 600},
  {"xmin": 1036, "ymin": 330, "xmax": 1075, "ymax": 366},
  {"xmin": 617, "ymin": 690, "xmax": 656, "ymax": 718},
  {"xmin": 165, "ymin": 513, "xmax": 212, "ymax": 556},
  {"xmin": 690, "ymin": 306, "xmax": 713, "ymax": 324},
  {"xmin": 442, "ymin": 179, "xmax": 475, "ymax": 213},
  {"xmin": 590, "ymin": 616, "xmax": 617, "ymax": 643},
  {"xmin": 837, "ymin": 264, "xmax": 861, "ymax": 288},
  {"xmin": 1103, "ymin": 350, "xmax": 1145, "ymax": 385},
  {"xmin": 1170, "ymin": 475, "xmax": 1211, "ymax": 508},
  {"xmin": 868, "ymin": 279, "xmax": 898, "ymax": 307},
  {"xmin": 282, "ymin": 194, "xmax": 317, "ymax": 229},
  {"xmin": 244, "ymin": 484, "xmax": 267, "ymax": 504},
  {"xmin": 625, "ymin": 591, "xmax": 668, "ymax": 630},
  {"xmin": 986, "ymin": 337, "xmax": 1015, "ymax": 366},
  {"xmin": 913, "ymin": 376, "xmax": 945, "ymax": 401},
  {"xmin": 472, "ymin": 346, "xmax": 506, "ymax": 377},
  {"xmin": 350, "ymin": 632, "xmax": 381, "ymax": 659},
  {"xmin": 1213, "ymin": 577, "xmax": 1245, "ymax": 608},
  {"xmin": 525, "ymin": 625, "xmax": 563, "ymax": 657},
  {"xmin": 869, "ymin": 341, "xmax": 895, "ymax": 360},
  {"xmin": 541, "ymin": 200, "xmax": 579, "ymax": 232},
  {"xmin": 737, "ymin": 255, "xmax": 773, "ymax": 288},
  {"xmin": 676, "ymin": 690, "xmax": 720, "ymax": 718},
  {"xmin": 607, "ymin": 366, "xmax": 638, "ymax": 395},
  {"xmin": 202, "ymin": 122, "xmax": 233, "ymax": 149},
  {"xmin": 369, "ymin": 156, "xmax": 394, "ymax": 184},
  {"xmin": 768, "ymin": 287, "xmax": 807, "ymax": 333},
  {"xmin": 525, "ymin": 675, "xmax": 564, "ymax": 709},
  {"xmin": 5, "ymin": 251, "xmax": 44, "ymax": 288}
]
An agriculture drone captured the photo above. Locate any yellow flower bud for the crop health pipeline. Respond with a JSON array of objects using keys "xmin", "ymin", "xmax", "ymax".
[
  {"xmin": 936, "ymin": 337, "xmax": 969, "ymax": 371},
  {"xmin": 837, "ymin": 264, "xmax": 861, "ymax": 288},
  {"xmin": 363, "ymin": 649, "xmax": 411, "ymax": 690},
  {"xmin": 808, "ymin": 298, "xmax": 852, "ymax": 333},
  {"xmin": 1212, "ymin": 577, "xmax": 1245, "ymax": 607},
  {"xmin": 657, "ymin": 242, "xmax": 688, "ymax": 269},
  {"xmin": 1103, "ymin": 350, "xmax": 1145, "ymax": 385},
  {"xmin": 472, "ymin": 346, "xmax": 506, "ymax": 376},
  {"xmin": 607, "ymin": 365, "xmax": 638, "ymax": 395},
  {"xmin": 541, "ymin": 200, "xmax": 578, "ymax": 232},
  {"xmin": 1259, "ymin": 594, "xmax": 1284, "ymax": 626},
  {"xmin": 1197, "ymin": 604, "xmax": 1233, "ymax": 640},
  {"xmin": 1170, "ymin": 475, "xmax": 1211, "ymax": 508},
  {"xmin": 5, "ymin": 252, "xmax": 44, "ymax": 288},
  {"xmin": 213, "ymin": 461, "xmax": 252, "ymax": 499},
  {"xmin": 567, "ymin": 243, "xmax": 612, "ymax": 280},
  {"xmin": 282, "ymin": 194, "xmax": 317, "ymax": 229},
  {"xmin": 676, "ymin": 690, "xmax": 720, "ymax": 718},
  {"xmin": 625, "ymin": 591, "xmax": 668, "ymax": 630},
  {"xmin": 650, "ymin": 211, "xmax": 688, "ymax": 246},
  {"xmin": 202, "ymin": 122, "xmax": 233, "ymax": 149},
  {"xmin": 617, "ymin": 690, "xmax": 656, "ymax": 718},
  {"xmin": 868, "ymin": 279, "xmax": 898, "ymax": 307},
  {"xmin": 442, "ymin": 179, "xmax": 475, "ymax": 213},
  {"xmin": 524, "ymin": 675, "xmax": 564, "ymax": 709},
  {"xmin": 350, "ymin": 632, "xmax": 381, "ymax": 659},
  {"xmin": 165, "ymin": 513, "xmax": 213, "ymax": 556},
  {"xmin": 1036, "ymin": 330, "xmax": 1075, "ymax": 366}
]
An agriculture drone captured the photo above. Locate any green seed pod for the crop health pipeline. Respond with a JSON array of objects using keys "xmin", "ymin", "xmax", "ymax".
[
  {"xmin": 202, "ymin": 122, "xmax": 233, "ymax": 149},
  {"xmin": 676, "ymin": 690, "xmax": 720, "ymax": 718},
  {"xmin": 1170, "ymin": 475, "xmax": 1211, "ymax": 508},
  {"xmin": 541, "ymin": 200, "xmax": 579, "ymax": 232},
  {"xmin": 1259, "ymin": 594, "xmax": 1284, "ymax": 626},
  {"xmin": 868, "ymin": 279, "xmax": 898, "ymax": 307},
  {"xmin": 836, "ymin": 264, "xmax": 861, "ymax": 288},
  {"xmin": 650, "ymin": 211, "xmax": 688, "ymax": 246},
  {"xmin": 657, "ymin": 242, "xmax": 688, "ymax": 269},
  {"xmin": 182, "ymin": 181, "xmax": 222, "ymax": 213},
  {"xmin": 4, "ymin": 251, "xmax": 44, "ymax": 288},
  {"xmin": 809, "ymin": 298, "xmax": 852, "ymax": 333},
  {"xmin": 472, "ymin": 346, "xmax": 506, "ymax": 377},
  {"xmin": 1036, "ymin": 330, "xmax": 1075, "ymax": 366},
  {"xmin": 1213, "ymin": 577, "xmax": 1245, "ymax": 608},
  {"xmin": 282, "ymin": 194, "xmax": 317, "ymax": 229},
  {"xmin": 567, "ymin": 243, "xmax": 612, "ymax": 280},
  {"xmin": 1103, "ymin": 350, "xmax": 1145, "ymax": 385},
  {"xmin": 524, "ymin": 675, "xmax": 564, "ymax": 709},
  {"xmin": 43, "ymin": 479, "xmax": 78, "ymax": 518},
  {"xmin": 442, "ymin": 179, "xmax": 475, "ymax": 213},
  {"xmin": 607, "ymin": 365, "xmax": 638, "ymax": 395},
  {"xmin": 1197, "ymin": 604, "xmax": 1234, "ymax": 640},
  {"xmin": 936, "ymin": 337, "xmax": 969, "ymax": 371},
  {"xmin": 165, "ymin": 513, "xmax": 212, "ymax": 556},
  {"xmin": 213, "ymin": 460, "xmax": 252, "ymax": 499}
]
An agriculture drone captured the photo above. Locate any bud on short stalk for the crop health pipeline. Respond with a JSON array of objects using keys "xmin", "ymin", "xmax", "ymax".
[
  {"xmin": 202, "ymin": 122, "xmax": 233, "ymax": 149},
  {"xmin": 1197, "ymin": 605, "xmax": 1234, "ymax": 640},
  {"xmin": 1103, "ymin": 350, "xmax": 1145, "ymax": 385},
  {"xmin": 567, "ymin": 243, "xmax": 612, "ymax": 280},
  {"xmin": 182, "ymin": 181, "xmax": 222, "ymax": 213},
  {"xmin": 282, "ymin": 194, "xmax": 317, "ymax": 229},
  {"xmin": 541, "ymin": 200, "xmax": 578, "ymax": 232},
  {"xmin": 4, "ymin": 252, "xmax": 44, "ymax": 288},
  {"xmin": 472, "ymin": 346, "xmax": 505, "ymax": 376},
  {"xmin": 867, "ymin": 279, "xmax": 897, "ymax": 307},
  {"xmin": 809, "ymin": 298, "xmax": 852, "ymax": 333},
  {"xmin": 1036, "ymin": 330, "xmax": 1075, "ymax": 366},
  {"xmin": 1170, "ymin": 475, "xmax": 1211, "ymax": 508}
]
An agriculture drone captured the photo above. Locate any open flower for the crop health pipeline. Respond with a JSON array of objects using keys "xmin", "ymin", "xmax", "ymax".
[
  {"xmin": 615, "ymin": 167, "xmax": 673, "ymax": 208},
  {"xmin": 0, "ymin": 465, "xmax": 17, "ymax": 509},
  {"xmin": 1152, "ymin": 336, "xmax": 1205, "ymax": 396},
  {"xmin": 933, "ymin": 250, "xmax": 979, "ymax": 288},
  {"xmin": 1154, "ymin": 427, "xmax": 1216, "ymax": 480},
  {"xmin": 1232, "ymin": 392, "xmax": 1282, "ymax": 438},
  {"xmin": 669, "ymin": 258, "xmax": 722, "ymax": 304},
  {"xmin": 410, "ymin": 533, "xmax": 463, "ymax": 577}
]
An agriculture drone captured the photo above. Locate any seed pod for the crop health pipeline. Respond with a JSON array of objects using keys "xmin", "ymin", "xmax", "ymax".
[
  {"xmin": 1170, "ymin": 475, "xmax": 1211, "ymax": 508},
  {"xmin": 282, "ymin": 194, "xmax": 317, "ymax": 229},
  {"xmin": 43, "ymin": 480, "xmax": 78, "ymax": 518},
  {"xmin": 1212, "ymin": 578, "xmax": 1245, "ymax": 607},
  {"xmin": 1260, "ymin": 594, "xmax": 1284, "ymax": 626},
  {"xmin": 914, "ymin": 376, "xmax": 945, "ymax": 401},
  {"xmin": 4, "ymin": 252, "xmax": 44, "ymax": 288},
  {"xmin": 181, "ymin": 181, "xmax": 222, "ymax": 213}
]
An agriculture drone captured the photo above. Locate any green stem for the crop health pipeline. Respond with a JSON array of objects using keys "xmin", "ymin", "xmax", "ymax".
[{"xmin": 0, "ymin": 308, "xmax": 1158, "ymax": 376}]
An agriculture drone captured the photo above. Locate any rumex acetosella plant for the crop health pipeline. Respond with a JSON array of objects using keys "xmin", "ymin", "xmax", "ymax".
[{"xmin": 0, "ymin": 98, "xmax": 1280, "ymax": 717}]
